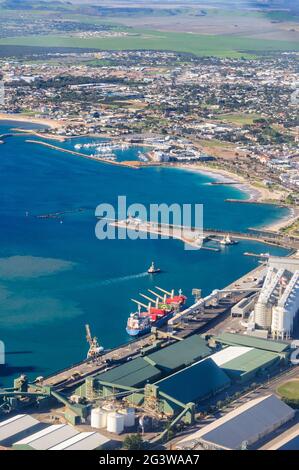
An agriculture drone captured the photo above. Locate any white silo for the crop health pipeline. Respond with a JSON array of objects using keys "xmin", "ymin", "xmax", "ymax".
[
  {"xmin": 254, "ymin": 301, "xmax": 272, "ymax": 329},
  {"xmin": 271, "ymin": 271, "xmax": 299, "ymax": 339},
  {"xmin": 254, "ymin": 267, "xmax": 285, "ymax": 330},
  {"xmin": 120, "ymin": 408, "xmax": 136, "ymax": 428},
  {"xmin": 107, "ymin": 412, "xmax": 125, "ymax": 434},
  {"xmin": 91, "ymin": 408, "xmax": 107, "ymax": 429}
]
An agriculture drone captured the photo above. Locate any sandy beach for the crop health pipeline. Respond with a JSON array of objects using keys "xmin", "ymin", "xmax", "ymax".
[
  {"xmin": 1, "ymin": 113, "xmax": 296, "ymax": 235},
  {"xmin": 261, "ymin": 207, "xmax": 299, "ymax": 233},
  {"xmin": 0, "ymin": 113, "xmax": 64, "ymax": 129},
  {"xmin": 176, "ymin": 163, "xmax": 283, "ymax": 201},
  {"xmin": 176, "ymin": 163, "xmax": 298, "ymax": 234}
]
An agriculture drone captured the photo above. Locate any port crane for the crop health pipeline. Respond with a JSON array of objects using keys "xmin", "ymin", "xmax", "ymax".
[{"xmin": 85, "ymin": 324, "xmax": 104, "ymax": 360}]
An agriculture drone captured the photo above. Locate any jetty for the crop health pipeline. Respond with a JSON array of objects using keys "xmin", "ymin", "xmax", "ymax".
[
  {"xmin": 39, "ymin": 263, "xmax": 265, "ymax": 391},
  {"xmin": 225, "ymin": 198, "xmax": 287, "ymax": 208},
  {"xmin": 0, "ymin": 133, "xmax": 12, "ymax": 142},
  {"xmin": 35, "ymin": 207, "xmax": 90, "ymax": 219},
  {"xmin": 108, "ymin": 218, "xmax": 299, "ymax": 250},
  {"xmin": 25, "ymin": 140, "xmax": 140, "ymax": 169},
  {"xmin": 209, "ymin": 181, "xmax": 239, "ymax": 186}
]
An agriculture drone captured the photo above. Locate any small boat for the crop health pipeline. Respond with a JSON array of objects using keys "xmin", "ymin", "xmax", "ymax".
[
  {"xmin": 148, "ymin": 262, "xmax": 161, "ymax": 274},
  {"xmin": 220, "ymin": 235, "xmax": 238, "ymax": 246}
]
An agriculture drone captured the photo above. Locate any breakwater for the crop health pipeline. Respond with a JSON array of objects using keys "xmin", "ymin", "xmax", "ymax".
[{"xmin": 26, "ymin": 139, "xmax": 141, "ymax": 169}]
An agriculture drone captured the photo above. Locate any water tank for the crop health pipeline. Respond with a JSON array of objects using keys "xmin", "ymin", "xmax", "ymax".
[
  {"xmin": 120, "ymin": 407, "xmax": 135, "ymax": 427},
  {"xmin": 107, "ymin": 412, "xmax": 125, "ymax": 434},
  {"xmin": 91, "ymin": 408, "xmax": 107, "ymax": 429}
]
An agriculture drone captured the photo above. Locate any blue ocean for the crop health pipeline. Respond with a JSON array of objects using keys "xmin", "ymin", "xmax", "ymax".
[{"xmin": 0, "ymin": 122, "xmax": 290, "ymax": 385}]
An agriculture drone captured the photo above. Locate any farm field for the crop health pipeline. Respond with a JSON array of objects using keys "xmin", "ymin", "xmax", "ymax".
[{"xmin": 0, "ymin": 30, "xmax": 299, "ymax": 58}]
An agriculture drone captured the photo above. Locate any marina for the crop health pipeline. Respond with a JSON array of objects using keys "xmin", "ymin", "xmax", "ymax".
[
  {"xmin": 0, "ymin": 122, "xmax": 292, "ymax": 387},
  {"xmin": 26, "ymin": 140, "xmax": 140, "ymax": 168},
  {"xmin": 0, "ymin": 7, "xmax": 298, "ymax": 451}
]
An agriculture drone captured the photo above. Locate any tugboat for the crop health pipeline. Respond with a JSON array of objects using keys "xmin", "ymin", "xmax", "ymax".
[
  {"xmin": 220, "ymin": 234, "xmax": 238, "ymax": 246},
  {"xmin": 148, "ymin": 262, "xmax": 161, "ymax": 274}
]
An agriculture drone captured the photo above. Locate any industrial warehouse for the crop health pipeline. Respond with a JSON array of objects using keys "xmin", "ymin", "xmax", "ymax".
[
  {"xmin": 0, "ymin": 256, "xmax": 298, "ymax": 450},
  {"xmin": 177, "ymin": 395, "xmax": 296, "ymax": 450},
  {"xmin": 71, "ymin": 331, "xmax": 291, "ymax": 430},
  {"xmin": 0, "ymin": 415, "xmax": 113, "ymax": 450}
]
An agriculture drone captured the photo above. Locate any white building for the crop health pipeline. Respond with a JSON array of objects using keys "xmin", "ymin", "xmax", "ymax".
[
  {"xmin": 271, "ymin": 271, "xmax": 299, "ymax": 340},
  {"xmin": 253, "ymin": 259, "xmax": 299, "ymax": 339}
]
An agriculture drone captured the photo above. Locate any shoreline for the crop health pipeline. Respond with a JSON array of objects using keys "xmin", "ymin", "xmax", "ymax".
[
  {"xmin": 175, "ymin": 163, "xmax": 297, "ymax": 234},
  {"xmin": 0, "ymin": 113, "xmax": 64, "ymax": 129},
  {"xmin": 0, "ymin": 116, "xmax": 296, "ymax": 235}
]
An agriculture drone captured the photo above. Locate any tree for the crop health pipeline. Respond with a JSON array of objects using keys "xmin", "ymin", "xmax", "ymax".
[{"xmin": 122, "ymin": 434, "xmax": 147, "ymax": 450}]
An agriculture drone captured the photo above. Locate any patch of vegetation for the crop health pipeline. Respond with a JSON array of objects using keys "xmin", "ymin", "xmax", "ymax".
[
  {"xmin": 277, "ymin": 380, "xmax": 299, "ymax": 401},
  {"xmin": 122, "ymin": 434, "xmax": 148, "ymax": 450},
  {"xmin": 216, "ymin": 113, "xmax": 260, "ymax": 125},
  {"xmin": 197, "ymin": 138, "xmax": 233, "ymax": 148},
  {"xmin": 1, "ymin": 29, "xmax": 298, "ymax": 58},
  {"xmin": 265, "ymin": 11, "xmax": 299, "ymax": 23},
  {"xmin": 1, "ymin": 0, "xmax": 189, "ymax": 18}
]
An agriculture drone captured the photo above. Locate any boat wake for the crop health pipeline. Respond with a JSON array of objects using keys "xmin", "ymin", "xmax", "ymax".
[{"xmin": 99, "ymin": 272, "xmax": 148, "ymax": 286}]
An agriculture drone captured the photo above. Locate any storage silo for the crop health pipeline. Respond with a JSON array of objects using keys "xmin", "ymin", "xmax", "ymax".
[
  {"xmin": 90, "ymin": 408, "xmax": 107, "ymax": 429},
  {"xmin": 107, "ymin": 412, "xmax": 125, "ymax": 434},
  {"xmin": 254, "ymin": 301, "xmax": 273, "ymax": 329},
  {"xmin": 120, "ymin": 408, "xmax": 136, "ymax": 428}
]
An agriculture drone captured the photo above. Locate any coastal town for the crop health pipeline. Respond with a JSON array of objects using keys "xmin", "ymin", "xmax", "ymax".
[
  {"xmin": 1, "ymin": 49, "xmax": 298, "ymax": 235},
  {"xmin": 0, "ymin": 0, "xmax": 299, "ymax": 457}
]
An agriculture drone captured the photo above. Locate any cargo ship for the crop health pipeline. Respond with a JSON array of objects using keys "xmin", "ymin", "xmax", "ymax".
[{"xmin": 126, "ymin": 287, "xmax": 186, "ymax": 336}]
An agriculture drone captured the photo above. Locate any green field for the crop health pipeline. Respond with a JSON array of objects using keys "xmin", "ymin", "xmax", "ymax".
[
  {"xmin": 215, "ymin": 113, "xmax": 260, "ymax": 125},
  {"xmin": 0, "ymin": 30, "xmax": 298, "ymax": 58},
  {"xmin": 277, "ymin": 380, "xmax": 299, "ymax": 400}
]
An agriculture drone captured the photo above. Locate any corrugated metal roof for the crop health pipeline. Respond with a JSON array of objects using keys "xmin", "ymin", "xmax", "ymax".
[
  {"xmin": 50, "ymin": 432, "xmax": 111, "ymax": 450},
  {"xmin": 199, "ymin": 395, "xmax": 294, "ymax": 449},
  {"xmin": 179, "ymin": 394, "xmax": 295, "ymax": 449},
  {"xmin": 215, "ymin": 333, "xmax": 290, "ymax": 353},
  {"xmin": 211, "ymin": 346, "xmax": 252, "ymax": 366},
  {"xmin": 13, "ymin": 424, "xmax": 65, "ymax": 445},
  {"xmin": 221, "ymin": 348, "xmax": 279, "ymax": 379},
  {"xmin": 13, "ymin": 424, "xmax": 78, "ymax": 450},
  {"xmin": 96, "ymin": 357, "xmax": 162, "ymax": 388},
  {"xmin": 156, "ymin": 357, "xmax": 231, "ymax": 404},
  {"xmin": 0, "ymin": 414, "xmax": 41, "ymax": 446},
  {"xmin": 144, "ymin": 335, "xmax": 211, "ymax": 371}
]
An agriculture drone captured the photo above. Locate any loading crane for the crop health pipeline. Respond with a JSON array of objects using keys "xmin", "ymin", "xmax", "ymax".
[
  {"xmin": 85, "ymin": 324, "xmax": 104, "ymax": 360},
  {"xmin": 148, "ymin": 289, "xmax": 166, "ymax": 302}
]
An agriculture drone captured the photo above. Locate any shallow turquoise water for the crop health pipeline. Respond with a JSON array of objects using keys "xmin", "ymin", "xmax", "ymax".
[{"xmin": 0, "ymin": 122, "xmax": 290, "ymax": 385}]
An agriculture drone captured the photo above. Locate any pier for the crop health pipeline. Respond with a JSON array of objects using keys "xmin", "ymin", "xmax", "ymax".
[
  {"xmin": 35, "ymin": 207, "xmax": 90, "ymax": 219},
  {"xmin": 109, "ymin": 218, "xmax": 299, "ymax": 250},
  {"xmin": 225, "ymin": 198, "xmax": 287, "ymax": 208},
  {"xmin": 0, "ymin": 133, "xmax": 12, "ymax": 143},
  {"xmin": 25, "ymin": 140, "xmax": 140, "ymax": 169},
  {"xmin": 39, "ymin": 264, "xmax": 266, "ymax": 392}
]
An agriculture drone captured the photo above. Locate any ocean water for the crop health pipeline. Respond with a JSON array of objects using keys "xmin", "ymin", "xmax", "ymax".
[{"xmin": 0, "ymin": 122, "xmax": 290, "ymax": 385}]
